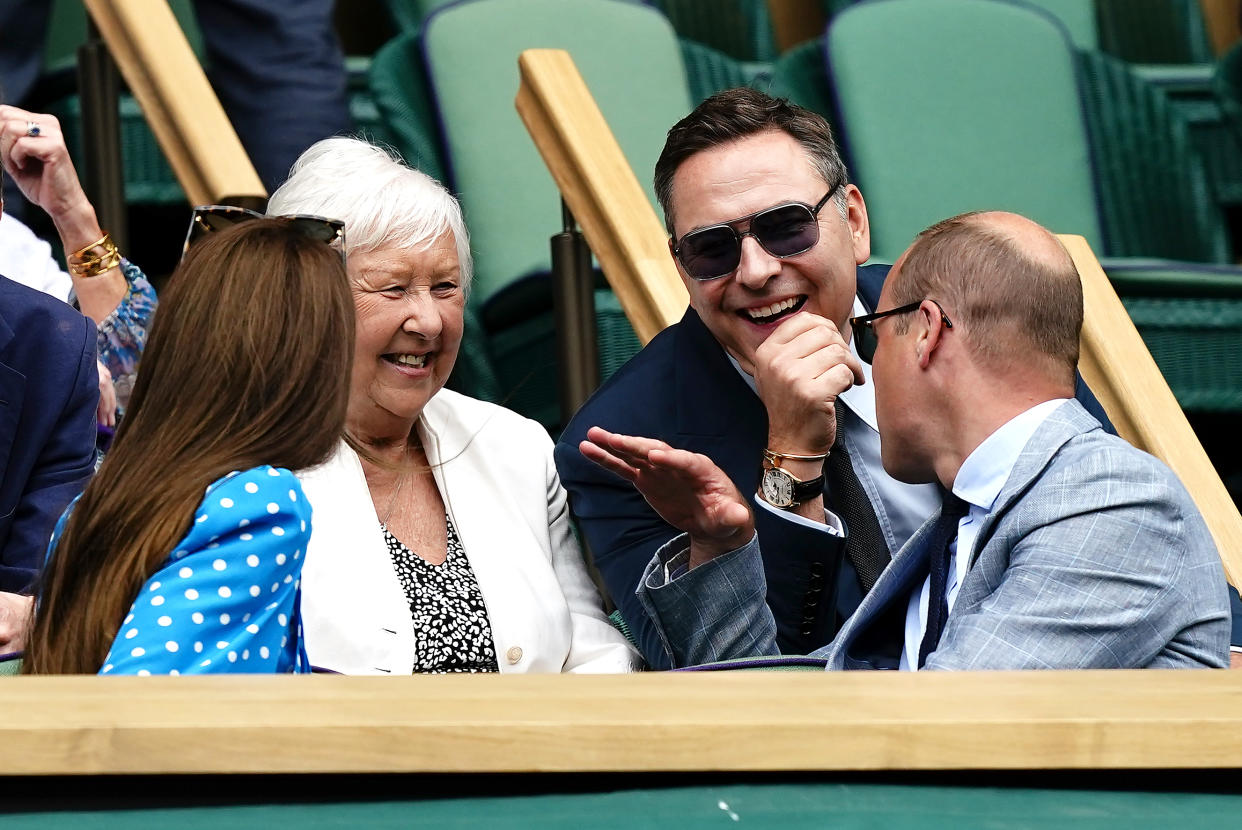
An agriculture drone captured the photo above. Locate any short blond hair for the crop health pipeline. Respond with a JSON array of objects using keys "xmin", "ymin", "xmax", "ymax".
[{"xmin": 891, "ymin": 212, "xmax": 1082, "ymax": 385}]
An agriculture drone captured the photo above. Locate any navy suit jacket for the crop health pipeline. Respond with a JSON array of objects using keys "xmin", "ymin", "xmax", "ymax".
[
  {"xmin": 555, "ymin": 263, "xmax": 1111, "ymax": 668},
  {"xmin": 0, "ymin": 276, "xmax": 98, "ymax": 593}
]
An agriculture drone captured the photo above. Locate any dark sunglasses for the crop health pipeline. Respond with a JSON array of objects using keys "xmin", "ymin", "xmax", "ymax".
[
  {"xmin": 672, "ymin": 183, "xmax": 842, "ymax": 280},
  {"xmin": 850, "ymin": 300, "xmax": 954, "ymax": 365},
  {"xmin": 183, "ymin": 205, "xmax": 346, "ymax": 262}
]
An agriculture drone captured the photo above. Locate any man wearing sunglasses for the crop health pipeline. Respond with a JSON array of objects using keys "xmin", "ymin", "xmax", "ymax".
[
  {"xmin": 556, "ymin": 88, "xmax": 1111, "ymax": 670},
  {"xmin": 594, "ymin": 211, "xmax": 1229, "ymax": 670}
]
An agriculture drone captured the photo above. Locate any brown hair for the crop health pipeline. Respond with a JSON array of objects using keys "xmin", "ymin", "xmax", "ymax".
[
  {"xmin": 890, "ymin": 212, "xmax": 1082, "ymax": 385},
  {"xmin": 653, "ymin": 87, "xmax": 850, "ymax": 235},
  {"xmin": 24, "ymin": 219, "xmax": 355, "ymax": 674}
]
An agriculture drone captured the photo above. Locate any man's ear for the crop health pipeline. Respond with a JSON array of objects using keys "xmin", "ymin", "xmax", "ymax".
[
  {"xmin": 915, "ymin": 300, "xmax": 948, "ymax": 369},
  {"xmin": 844, "ymin": 185, "xmax": 871, "ymax": 265}
]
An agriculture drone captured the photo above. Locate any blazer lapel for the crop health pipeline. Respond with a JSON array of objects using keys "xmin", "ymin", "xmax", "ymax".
[
  {"xmin": 967, "ymin": 400, "xmax": 1101, "ymax": 569},
  {"xmin": 419, "ymin": 395, "xmax": 533, "ymax": 668},
  {"xmin": 830, "ymin": 509, "xmax": 946, "ymax": 669}
]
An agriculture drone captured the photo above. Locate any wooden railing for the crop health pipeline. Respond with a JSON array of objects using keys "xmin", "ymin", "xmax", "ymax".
[
  {"xmin": 83, "ymin": 0, "xmax": 265, "ymax": 206},
  {"xmin": 515, "ymin": 48, "xmax": 1242, "ymax": 588},
  {"xmin": 4, "ymin": 670, "xmax": 1242, "ymax": 774}
]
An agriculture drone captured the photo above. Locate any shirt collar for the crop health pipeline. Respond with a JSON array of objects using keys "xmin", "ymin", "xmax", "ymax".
[
  {"xmin": 952, "ymin": 398, "xmax": 1070, "ymax": 511},
  {"xmin": 725, "ymin": 296, "xmax": 879, "ymax": 432}
]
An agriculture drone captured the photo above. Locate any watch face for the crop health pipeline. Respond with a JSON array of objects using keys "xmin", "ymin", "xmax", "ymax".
[{"xmin": 761, "ymin": 467, "xmax": 795, "ymax": 508}]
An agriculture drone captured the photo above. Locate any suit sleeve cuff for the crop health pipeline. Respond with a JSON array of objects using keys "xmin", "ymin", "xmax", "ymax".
[{"xmin": 753, "ymin": 497, "xmax": 844, "ymax": 536}]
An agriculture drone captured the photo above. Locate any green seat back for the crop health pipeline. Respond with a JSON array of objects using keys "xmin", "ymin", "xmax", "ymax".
[
  {"xmin": 1102, "ymin": 260, "xmax": 1242, "ymax": 412},
  {"xmin": 767, "ymin": 40, "xmax": 838, "ymax": 132},
  {"xmin": 826, "ymin": 0, "xmax": 1104, "ymax": 262},
  {"xmin": 653, "ymin": 0, "xmax": 778, "ymax": 62},
  {"xmin": 678, "ymin": 38, "xmax": 759, "ymax": 106},
  {"xmin": 1078, "ymin": 50, "xmax": 1230, "ymax": 263},
  {"xmin": 367, "ymin": 33, "xmax": 449, "ymax": 185},
  {"xmin": 822, "ymin": 0, "xmax": 1097, "ymax": 48},
  {"xmin": 420, "ymin": 0, "xmax": 692, "ymax": 309},
  {"xmin": 1020, "ymin": 0, "xmax": 1097, "ymax": 50}
]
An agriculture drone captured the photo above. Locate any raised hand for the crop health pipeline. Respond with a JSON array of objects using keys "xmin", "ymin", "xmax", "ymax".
[
  {"xmin": 0, "ymin": 105, "xmax": 99, "ymax": 251},
  {"xmin": 753, "ymin": 311, "xmax": 864, "ymax": 457},
  {"xmin": 580, "ymin": 426, "xmax": 754, "ymax": 569}
]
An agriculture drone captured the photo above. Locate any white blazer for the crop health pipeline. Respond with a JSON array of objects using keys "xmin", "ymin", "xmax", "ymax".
[{"xmin": 298, "ymin": 389, "xmax": 640, "ymax": 675}]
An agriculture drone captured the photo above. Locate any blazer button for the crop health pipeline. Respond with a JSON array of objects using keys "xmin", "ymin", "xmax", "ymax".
[{"xmin": 506, "ymin": 646, "xmax": 523, "ymax": 665}]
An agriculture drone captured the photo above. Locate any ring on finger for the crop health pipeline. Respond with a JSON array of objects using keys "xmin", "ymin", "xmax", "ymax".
[{"xmin": 25, "ymin": 121, "xmax": 41, "ymax": 138}]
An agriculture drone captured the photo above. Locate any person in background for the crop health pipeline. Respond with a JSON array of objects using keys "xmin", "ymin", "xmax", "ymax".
[
  {"xmin": 267, "ymin": 137, "xmax": 640, "ymax": 674},
  {"xmin": 0, "ymin": 275, "xmax": 96, "ymax": 653},
  {"xmin": 0, "ymin": 0, "xmax": 349, "ymax": 198},
  {"xmin": 22, "ymin": 216, "xmax": 354, "ymax": 674},
  {"xmin": 0, "ymin": 105, "xmax": 157, "ymax": 421}
]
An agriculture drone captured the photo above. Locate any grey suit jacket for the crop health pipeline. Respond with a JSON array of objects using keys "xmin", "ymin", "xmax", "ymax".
[{"xmin": 639, "ymin": 401, "xmax": 1231, "ymax": 669}]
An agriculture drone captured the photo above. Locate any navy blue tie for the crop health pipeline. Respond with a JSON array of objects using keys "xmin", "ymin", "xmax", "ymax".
[{"xmin": 918, "ymin": 493, "xmax": 969, "ymax": 668}]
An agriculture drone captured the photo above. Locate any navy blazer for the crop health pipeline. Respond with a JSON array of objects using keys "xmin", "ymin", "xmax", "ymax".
[
  {"xmin": 555, "ymin": 264, "xmax": 1111, "ymax": 668},
  {"xmin": 0, "ymin": 276, "xmax": 98, "ymax": 593}
]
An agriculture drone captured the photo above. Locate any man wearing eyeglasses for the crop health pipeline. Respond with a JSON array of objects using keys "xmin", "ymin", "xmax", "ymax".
[
  {"xmin": 583, "ymin": 211, "xmax": 1229, "ymax": 670},
  {"xmin": 555, "ymin": 88, "xmax": 1111, "ymax": 669}
]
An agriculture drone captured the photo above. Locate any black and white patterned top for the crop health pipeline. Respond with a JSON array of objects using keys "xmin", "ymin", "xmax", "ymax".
[{"xmin": 381, "ymin": 515, "xmax": 499, "ymax": 674}]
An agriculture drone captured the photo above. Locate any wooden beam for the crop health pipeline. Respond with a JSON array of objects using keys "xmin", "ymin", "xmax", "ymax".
[
  {"xmin": 83, "ymin": 0, "xmax": 265, "ymax": 205},
  {"xmin": 1200, "ymin": 0, "xmax": 1242, "ymax": 56},
  {"xmin": 1064, "ymin": 234, "xmax": 1242, "ymax": 587},
  {"xmin": 516, "ymin": 49, "xmax": 687, "ymax": 344},
  {"xmin": 3, "ymin": 671, "xmax": 1242, "ymax": 775},
  {"xmin": 768, "ymin": 0, "xmax": 829, "ymax": 53}
]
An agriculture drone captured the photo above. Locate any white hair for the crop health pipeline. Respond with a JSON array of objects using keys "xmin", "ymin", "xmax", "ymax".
[{"xmin": 267, "ymin": 137, "xmax": 473, "ymax": 292}]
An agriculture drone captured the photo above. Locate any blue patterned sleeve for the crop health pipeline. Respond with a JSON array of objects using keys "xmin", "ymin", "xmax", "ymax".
[
  {"xmin": 94, "ymin": 259, "xmax": 157, "ymax": 409},
  {"xmin": 100, "ymin": 467, "xmax": 312, "ymax": 675}
]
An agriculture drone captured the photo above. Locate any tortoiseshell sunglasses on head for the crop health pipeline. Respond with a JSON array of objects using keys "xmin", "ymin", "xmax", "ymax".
[{"xmin": 182, "ymin": 205, "xmax": 346, "ymax": 263}]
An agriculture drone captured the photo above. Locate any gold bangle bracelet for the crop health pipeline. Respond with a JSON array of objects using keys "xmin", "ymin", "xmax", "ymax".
[
  {"xmin": 69, "ymin": 233, "xmax": 111, "ymax": 260},
  {"xmin": 67, "ymin": 231, "xmax": 122, "ymax": 278},
  {"xmin": 763, "ymin": 448, "xmax": 830, "ymax": 464}
]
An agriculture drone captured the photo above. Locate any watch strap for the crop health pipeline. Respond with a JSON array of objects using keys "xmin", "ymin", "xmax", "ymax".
[{"xmin": 789, "ymin": 474, "xmax": 825, "ymax": 505}]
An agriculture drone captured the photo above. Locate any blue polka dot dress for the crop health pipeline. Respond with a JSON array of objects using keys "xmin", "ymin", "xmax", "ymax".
[{"xmin": 81, "ymin": 466, "xmax": 312, "ymax": 675}]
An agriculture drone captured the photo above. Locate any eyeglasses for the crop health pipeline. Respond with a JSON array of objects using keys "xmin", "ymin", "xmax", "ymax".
[
  {"xmin": 672, "ymin": 183, "xmax": 841, "ymax": 280},
  {"xmin": 183, "ymin": 205, "xmax": 346, "ymax": 262},
  {"xmin": 850, "ymin": 300, "xmax": 953, "ymax": 365}
]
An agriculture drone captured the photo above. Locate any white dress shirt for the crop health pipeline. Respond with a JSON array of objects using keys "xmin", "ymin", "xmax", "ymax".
[
  {"xmin": 900, "ymin": 398, "xmax": 1072, "ymax": 671},
  {"xmin": 0, "ymin": 213, "xmax": 71, "ymax": 301}
]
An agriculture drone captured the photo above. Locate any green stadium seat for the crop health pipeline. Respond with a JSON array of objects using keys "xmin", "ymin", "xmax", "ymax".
[
  {"xmin": 826, "ymin": 0, "xmax": 1105, "ymax": 262},
  {"xmin": 820, "ymin": 0, "xmax": 1097, "ymax": 49},
  {"xmin": 766, "ymin": 39, "xmax": 837, "ymax": 124},
  {"xmin": 1102, "ymin": 261, "xmax": 1242, "ymax": 410},
  {"xmin": 367, "ymin": 34, "xmax": 449, "ymax": 186},
  {"xmin": 653, "ymin": 0, "xmax": 778, "ymax": 62},
  {"xmin": 678, "ymin": 38, "xmax": 763, "ymax": 105},
  {"xmin": 406, "ymin": 0, "xmax": 692, "ymax": 427},
  {"xmin": 823, "ymin": 0, "xmax": 1242, "ymax": 412},
  {"xmin": 1077, "ymin": 50, "xmax": 1231, "ymax": 263}
]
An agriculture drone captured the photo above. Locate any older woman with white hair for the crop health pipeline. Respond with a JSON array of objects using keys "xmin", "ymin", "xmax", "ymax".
[{"xmin": 267, "ymin": 137, "xmax": 639, "ymax": 674}]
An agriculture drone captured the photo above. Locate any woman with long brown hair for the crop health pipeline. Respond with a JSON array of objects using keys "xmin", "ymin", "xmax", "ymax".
[{"xmin": 23, "ymin": 217, "xmax": 354, "ymax": 674}]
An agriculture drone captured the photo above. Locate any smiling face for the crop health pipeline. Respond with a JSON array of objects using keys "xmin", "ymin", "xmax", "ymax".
[
  {"xmin": 347, "ymin": 233, "xmax": 464, "ymax": 436},
  {"xmin": 667, "ymin": 130, "xmax": 871, "ymax": 373}
]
